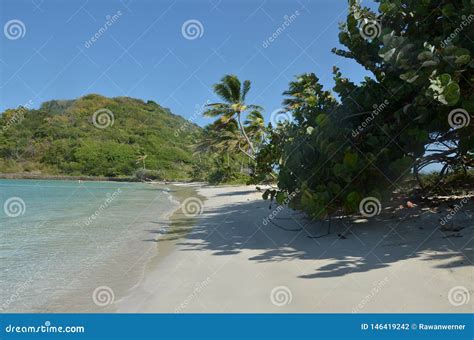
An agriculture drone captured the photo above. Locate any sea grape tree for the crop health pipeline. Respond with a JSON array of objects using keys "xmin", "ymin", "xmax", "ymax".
[{"xmin": 255, "ymin": 0, "xmax": 473, "ymax": 218}]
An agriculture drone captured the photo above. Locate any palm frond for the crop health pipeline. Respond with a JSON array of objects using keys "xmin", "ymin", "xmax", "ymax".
[
  {"xmin": 213, "ymin": 83, "xmax": 233, "ymax": 103},
  {"xmin": 241, "ymin": 80, "xmax": 251, "ymax": 101},
  {"xmin": 221, "ymin": 75, "xmax": 241, "ymax": 102},
  {"xmin": 202, "ymin": 106, "xmax": 233, "ymax": 117},
  {"xmin": 246, "ymin": 104, "xmax": 264, "ymax": 111}
]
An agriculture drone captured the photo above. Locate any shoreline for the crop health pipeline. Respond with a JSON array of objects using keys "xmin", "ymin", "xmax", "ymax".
[
  {"xmin": 112, "ymin": 183, "xmax": 205, "ymax": 310},
  {"xmin": 91, "ymin": 182, "xmax": 204, "ymax": 313},
  {"xmin": 2, "ymin": 179, "xmax": 471, "ymax": 313},
  {"xmin": 0, "ymin": 172, "xmax": 139, "ymax": 182},
  {"xmin": 0, "ymin": 179, "xmax": 197, "ymax": 313},
  {"xmin": 53, "ymin": 182, "xmax": 199, "ymax": 313},
  {"xmin": 43, "ymin": 182, "xmax": 196, "ymax": 313},
  {"xmin": 46, "ymin": 181, "xmax": 184, "ymax": 313},
  {"xmin": 117, "ymin": 184, "xmax": 473, "ymax": 313},
  {"xmin": 0, "ymin": 172, "xmax": 202, "ymax": 184}
]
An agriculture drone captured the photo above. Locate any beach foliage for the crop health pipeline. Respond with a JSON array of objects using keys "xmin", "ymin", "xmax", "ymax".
[{"xmin": 254, "ymin": 0, "xmax": 473, "ymax": 218}]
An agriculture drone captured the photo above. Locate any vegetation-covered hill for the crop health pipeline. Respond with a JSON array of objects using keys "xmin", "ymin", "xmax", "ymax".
[{"xmin": 0, "ymin": 94, "xmax": 202, "ymax": 180}]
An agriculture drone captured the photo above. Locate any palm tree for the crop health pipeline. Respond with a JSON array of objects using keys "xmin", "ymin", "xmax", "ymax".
[
  {"xmin": 203, "ymin": 75, "xmax": 263, "ymax": 160},
  {"xmin": 195, "ymin": 119, "xmax": 244, "ymax": 162},
  {"xmin": 244, "ymin": 110, "xmax": 265, "ymax": 145},
  {"xmin": 136, "ymin": 154, "xmax": 148, "ymax": 170}
]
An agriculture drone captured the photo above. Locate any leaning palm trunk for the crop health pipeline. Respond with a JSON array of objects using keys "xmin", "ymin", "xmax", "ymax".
[
  {"xmin": 203, "ymin": 74, "xmax": 264, "ymax": 165},
  {"xmin": 237, "ymin": 112, "xmax": 256, "ymax": 158}
]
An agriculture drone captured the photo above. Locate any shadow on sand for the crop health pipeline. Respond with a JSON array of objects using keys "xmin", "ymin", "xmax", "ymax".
[{"xmin": 149, "ymin": 192, "xmax": 473, "ymax": 279}]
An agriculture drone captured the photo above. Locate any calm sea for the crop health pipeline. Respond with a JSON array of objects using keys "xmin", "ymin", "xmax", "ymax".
[{"xmin": 0, "ymin": 179, "xmax": 178, "ymax": 312}]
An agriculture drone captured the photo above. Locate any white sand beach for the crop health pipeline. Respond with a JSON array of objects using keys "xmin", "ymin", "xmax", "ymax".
[{"xmin": 117, "ymin": 185, "xmax": 473, "ymax": 313}]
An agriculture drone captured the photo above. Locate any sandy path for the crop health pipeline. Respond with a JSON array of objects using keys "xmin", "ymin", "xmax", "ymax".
[{"xmin": 117, "ymin": 185, "xmax": 473, "ymax": 313}]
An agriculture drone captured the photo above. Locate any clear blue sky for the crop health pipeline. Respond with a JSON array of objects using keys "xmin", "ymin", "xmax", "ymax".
[{"xmin": 0, "ymin": 0, "xmax": 376, "ymax": 127}]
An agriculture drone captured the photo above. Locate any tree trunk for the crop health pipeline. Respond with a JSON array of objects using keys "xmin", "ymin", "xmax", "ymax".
[{"xmin": 237, "ymin": 112, "xmax": 256, "ymax": 157}]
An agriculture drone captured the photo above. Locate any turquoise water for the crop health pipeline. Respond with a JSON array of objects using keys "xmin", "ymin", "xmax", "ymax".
[{"xmin": 0, "ymin": 179, "xmax": 178, "ymax": 312}]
